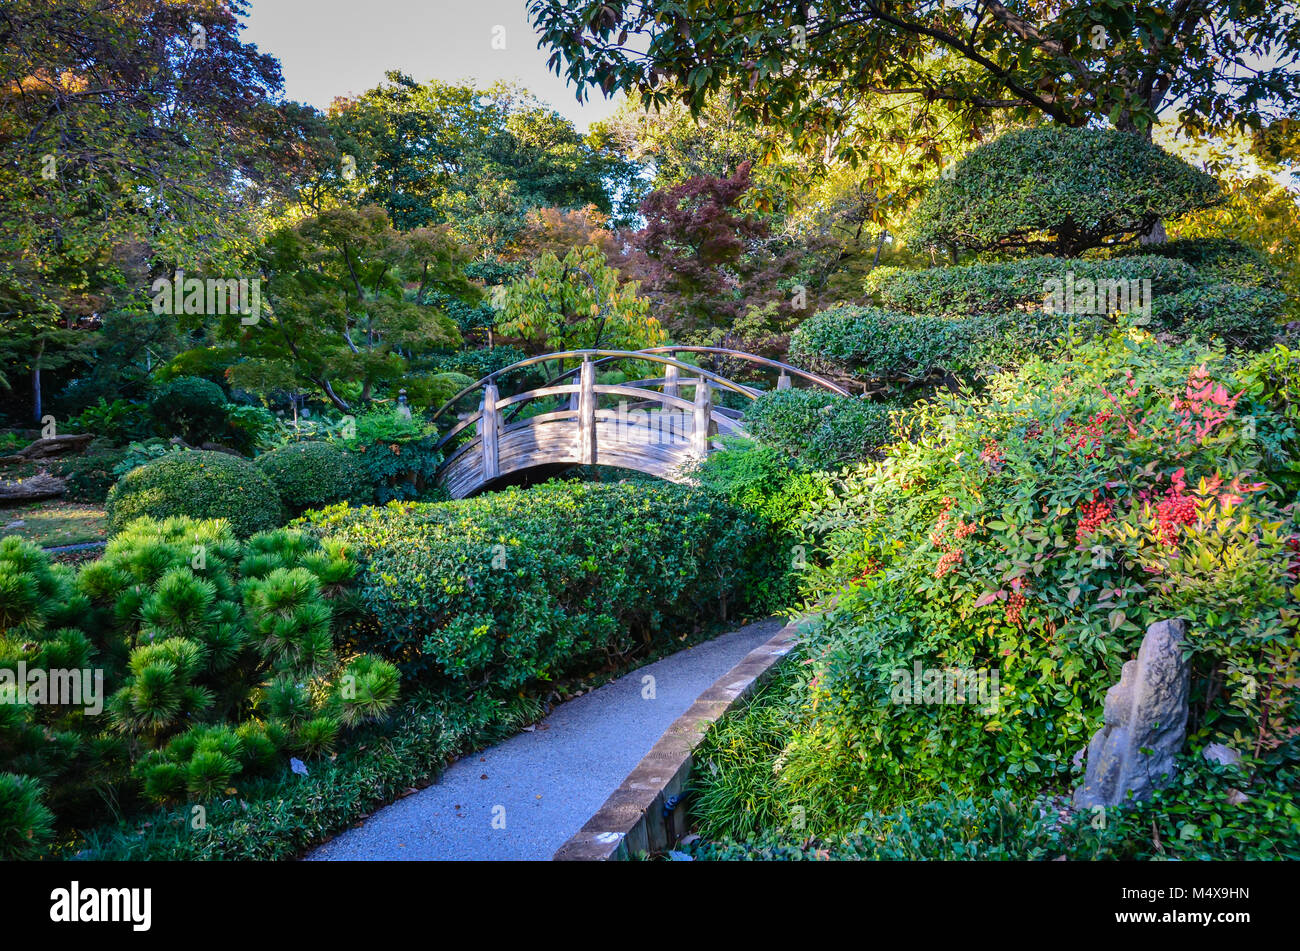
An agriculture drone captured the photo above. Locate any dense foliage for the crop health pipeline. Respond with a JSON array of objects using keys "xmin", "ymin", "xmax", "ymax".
[
  {"xmin": 905, "ymin": 127, "xmax": 1221, "ymax": 255},
  {"xmin": 105, "ymin": 451, "xmax": 284, "ymax": 537},
  {"xmin": 254, "ymin": 442, "xmax": 366, "ymax": 516},
  {"xmin": 744, "ymin": 389, "xmax": 894, "ymax": 469},
  {"xmin": 0, "ymin": 518, "xmax": 398, "ymax": 855},
  {"xmin": 689, "ymin": 334, "xmax": 1299, "ymax": 853},
  {"xmin": 299, "ymin": 482, "xmax": 786, "ymax": 687}
]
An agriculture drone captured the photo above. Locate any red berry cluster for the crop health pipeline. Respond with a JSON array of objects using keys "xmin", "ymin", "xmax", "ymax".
[
  {"xmin": 1004, "ymin": 591, "xmax": 1027, "ymax": 627},
  {"xmin": 1075, "ymin": 496, "xmax": 1114, "ymax": 541},
  {"xmin": 980, "ymin": 439, "xmax": 1004, "ymax": 470},
  {"xmin": 934, "ymin": 549, "xmax": 964, "ymax": 578}
]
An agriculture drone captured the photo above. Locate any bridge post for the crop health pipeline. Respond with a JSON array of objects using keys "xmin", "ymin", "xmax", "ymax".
[
  {"xmin": 578, "ymin": 357, "xmax": 597, "ymax": 465},
  {"xmin": 663, "ymin": 362, "xmax": 679, "ymax": 399},
  {"xmin": 480, "ymin": 383, "xmax": 500, "ymax": 481},
  {"xmin": 777, "ymin": 370, "xmax": 792, "ymax": 390},
  {"xmin": 692, "ymin": 378, "xmax": 712, "ymax": 458}
]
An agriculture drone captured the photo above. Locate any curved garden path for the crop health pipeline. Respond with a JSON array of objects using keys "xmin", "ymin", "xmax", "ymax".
[{"xmin": 307, "ymin": 617, "xmax": 783, "ymax": 861}]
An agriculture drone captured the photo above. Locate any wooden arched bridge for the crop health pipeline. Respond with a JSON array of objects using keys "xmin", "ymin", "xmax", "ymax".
[{"xmin": 429, "ymin": 347, "xmax": 850, "ymax": 499}]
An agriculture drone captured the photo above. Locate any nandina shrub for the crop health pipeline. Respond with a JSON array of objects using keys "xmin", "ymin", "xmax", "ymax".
[
  {"xmin": 298, "ymin": 481, "xmax": 782, "ymax": 688},
  {"xmin": 767, "ymin": 332, "xmax": 1297, "ymax": 827}
]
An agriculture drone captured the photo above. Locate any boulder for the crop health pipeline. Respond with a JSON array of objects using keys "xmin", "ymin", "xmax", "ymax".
[{"xmin": 1073, "ymin": 619, "xmax": 1190, "ymax": 808}]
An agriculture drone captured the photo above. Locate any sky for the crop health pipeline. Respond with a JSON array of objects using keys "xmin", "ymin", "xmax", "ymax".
[{"xmin": 242, "ymin": 0, "xmax": 625, "ymax": 129}]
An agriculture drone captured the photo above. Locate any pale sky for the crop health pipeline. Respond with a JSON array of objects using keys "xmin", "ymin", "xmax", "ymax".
[{"xmin": 241, "ymin": 0, "xmax": 624, "ymax": 129}]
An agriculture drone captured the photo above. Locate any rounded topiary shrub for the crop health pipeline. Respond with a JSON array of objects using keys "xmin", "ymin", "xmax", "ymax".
[
  {"xmin": 149, "ymin": 375, "xmax": 229, "ymax": 444},
  {"xmin": 906, "ymin": 126, "xmax": 1222, "ymax": 256},
  {"xmin": 105, "ymin": 450, "xmax": 282, "ymax": 537},
  {"xmin": 254, "ymin": 442, "xmax": 365, "ymax": 516}
]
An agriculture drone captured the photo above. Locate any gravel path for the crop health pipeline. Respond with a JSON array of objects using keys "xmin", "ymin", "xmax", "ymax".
[{"xmin": 307, "ymin": 617, "xmax": 782, "ymax": 861}]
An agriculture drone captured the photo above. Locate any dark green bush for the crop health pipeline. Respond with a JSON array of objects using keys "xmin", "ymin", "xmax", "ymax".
[
  {"xmin": 65, "ymin": 398, "xmax": 153, "ymax": 444},
  {"xmin": 148, "ymin": 375, "xmax": 229, "ymax": 444},
  {"xmin": 905, "ymin": 126, "xmax": 1221, "ymax": 255},
  {"xmin": 1114, "ymin": 237, "xmax": 1280, "ymax": 289},
  {"xmin": 789, "ymin": 304, "xmax": 1105, "ymax": 385},
  {"xmin": 300, "ymin": 481, "xmax": 781, "ymax": 686},
  {"xmin": 865, "ymin": 255, "xmax": 1200, "ymax": 318},
  {"xmin": 105, "ymin": 450, "xmax": 283, "ymax": 536},
  {"xmin": 0, "ymin": 773, "xmax": 55, "ymax": 860},
  {"xmin": 255, "ymin": 441, "xmax": 366, "ymax": 516},
  {"xmin": 745, "ymin": 389, "xmax": 894, "ymax": 468},
  {"xmin": 60, "ymin": 443, "xmax": 129, "ymax": 503},
  {"xmin": 1150, "ymin": 283, "xmax": 1285, "ymax": 350}
]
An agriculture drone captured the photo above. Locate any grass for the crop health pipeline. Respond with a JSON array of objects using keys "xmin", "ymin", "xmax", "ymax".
[{"xmin": 1, "ymin": 499, "xmax": 107, "ymax": 548}]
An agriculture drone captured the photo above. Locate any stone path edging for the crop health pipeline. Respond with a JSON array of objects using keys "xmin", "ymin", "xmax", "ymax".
[{"xmin": 551, "ymin": 616, "xmax": 805, "ymax": 861}]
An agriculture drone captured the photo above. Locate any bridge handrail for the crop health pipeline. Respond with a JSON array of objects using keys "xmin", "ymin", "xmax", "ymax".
[
  {"xmin": 429, "ymin": 346, "xmax": 849, "ymax": 424},
  {"xmin": 432, "ymin": 349, "xmax": 756, "ymax": 424}
]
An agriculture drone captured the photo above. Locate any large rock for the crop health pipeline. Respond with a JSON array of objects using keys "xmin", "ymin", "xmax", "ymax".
[
  {"xmin": 0, "ymin": 471, "xmax": 67, "ymax": 502},
  {"xmin": 1073, "ymin": 619, "xmax": 1190, "ymax": 808}
]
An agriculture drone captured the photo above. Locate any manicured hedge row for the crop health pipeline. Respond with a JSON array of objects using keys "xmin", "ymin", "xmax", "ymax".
[
  {"xmin": 789, "ymin": 305, "xmax": 1106, "ymax": 383},
  {"xmin": 1114, "ymin": 237, "xmax": 1280, "ymax": 290},
  {"xmin": 300, "ymin": 481, "xmax": 783, "ymax": 687},
  {"xmin": 864, "ymin": 255, "xmax": 1200, "ymax": 317}
]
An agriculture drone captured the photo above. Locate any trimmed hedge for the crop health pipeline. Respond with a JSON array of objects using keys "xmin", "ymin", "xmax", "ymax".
[
  {"xmin": 865, "ymin": 255, "xmax": 1200, "ymax": 318},
  {"xmin": 745, "ymin": 389, "xmax": 893, "ymax": 468},
  {"xmin": 300, "ymin": 481, "xmax": 782, "ymax": 686},
  {"xmin": 255, "ymin": 441, "xmax": 366, "ymax": 515},
  {"xmin": 105, "ymin": 450, "xmax": 283, "ymax": 536},
  {"xmin": 789, "ymin": 304, "xmax": 1106, "ymax": 384},
  {"xmin": 1151, "ymin": 283, "xmax": 1285, "ymax": 350},
  {"xmin": 905, "ymin": 126, "xmax": 1221, "ymax": 255},
  {"xmin": 1114, "ymin": 237, "xmax": 1281, "ymax": 290}
]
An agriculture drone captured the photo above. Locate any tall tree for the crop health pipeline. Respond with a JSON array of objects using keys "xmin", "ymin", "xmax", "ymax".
[
  {"xmin": 530, "ymin": 1, "xmax": 1300, "ymax": 145},
  {"xmin": 0, "ymin": 0, "xmax": 304, "ymax": 420},
  {"xmin": 227, "ymin": 206, "xmax": 471, "ymax": 412}
]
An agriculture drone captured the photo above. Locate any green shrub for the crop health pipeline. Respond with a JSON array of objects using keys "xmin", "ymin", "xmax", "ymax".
[
  {"xmin": 789, "ymin": 304, "xmax": 1106, "ymax": 385},
  {"xmin": 65, "ymin": 398, "xmax": 153, "ymax": 444},
  {"xmin": 224, "ymin": 405, "xmax": 277, "ymax": 455},
  {"xmin": 745, "ymin": 389, "xmax": 894, "ymax": 468},
  {"xmin": 60, "ymin": 444, "xmax": 129, "ymax": 503},
  {"xmin": 1114, "ymin": 237, "xmax": 1281, "ymax": 289},
  {"xmin": 254, "ymin": 442, "xmax": 366, "ymax": 516},
  {"xmin": 1150, "ymin": 283, "xmax": 1284, "ymax": 350},
  {"xmin": 905, "ymin": 126, "xmax": 1221, "ymax": 256},
  {"xmin": 331, "ymin": 412, "xmax": 442, "ymax": 503},
  {"xmin": 299, "ymin": 481, "xmax": 781, "ymax": 687},
  {"xmin": 0, "ymin": 773, "xmax": 55, "ymax": 860},
  {"xmin": 865, "ymin": 255, "xmax": 1200, "ymax": 318},
  {"xmin": 105, "ymin": 450, "xmax": 283, "ymax": 537},
  {"xmin": 148, "ymin": 375, "xmax": 229, "ymax": 444}
]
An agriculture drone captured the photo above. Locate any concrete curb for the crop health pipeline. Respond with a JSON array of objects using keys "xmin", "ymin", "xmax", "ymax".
[{"xmin": 552, "ymin": 616, "xmax": 805, "ymax": 861}]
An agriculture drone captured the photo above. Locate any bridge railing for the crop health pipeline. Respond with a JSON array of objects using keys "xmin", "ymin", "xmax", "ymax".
[{"xmin": 429, "ymin": 347, "xmax": 849, "ymax": 493}]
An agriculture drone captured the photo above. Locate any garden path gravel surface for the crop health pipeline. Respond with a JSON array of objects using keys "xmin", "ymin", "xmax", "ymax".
[{"xmin": 306, "ymin": 616, "xmax": 783, "ymax": 861}]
